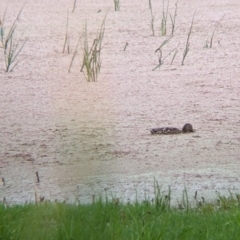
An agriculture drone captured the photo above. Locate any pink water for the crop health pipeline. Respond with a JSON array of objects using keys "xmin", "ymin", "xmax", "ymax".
[{"xmin": 0, "ymin": 0, "xmax": 240, "ymax": 204}]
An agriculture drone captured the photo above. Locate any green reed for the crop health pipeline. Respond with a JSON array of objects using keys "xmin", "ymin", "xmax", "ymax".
[
  {"xmin": 113, "ymin": 0, "xmax": 120, "ymax": 11},
  {"xmin": 80, "ymin": 15, "xmax": 106, "ymax": 82},
  {"xmin": 169, "ymin": 0, "xmax": 178, "ymax": 35},
  {"xmin": 152, "ymin": 35, "xmax": 172, "ymax": 70},
  {"xmin": 72, "ymin": 0, "xmax": 77, "ymax": 13},
  {"xmin": 62, "ymin": 11, "xmax": 70, "ymax": 54},
  {"xmin": 181, "ymin": 11, "xmax": 195, "ymax": 65},
  {"xmin": 205, "ymin": 14, "xmax": 225, "ymax": 48},
  {"xmin": 1, "ymin": 5, "xmax": 27, "ymax": 72},
  {"xmin": 160, "ymin": 0, "xmax": 169, "ymax": 36},
  {"xmin": 149, "ymin": 0, "xmax": 155, "ymax": 36}
]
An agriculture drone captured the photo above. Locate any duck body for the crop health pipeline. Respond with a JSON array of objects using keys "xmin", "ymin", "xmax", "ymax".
[{"xmin": 150, "ymin": 123, "xmax": 194, "ymax": 135}]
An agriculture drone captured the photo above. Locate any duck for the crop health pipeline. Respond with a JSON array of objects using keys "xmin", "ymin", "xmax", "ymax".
[{"xmin": 150, "ymin": 123, "xmax": 194, "ymax": 135}]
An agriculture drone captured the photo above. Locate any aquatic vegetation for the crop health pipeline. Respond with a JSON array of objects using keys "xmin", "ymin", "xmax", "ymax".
[
  {"xmin": 72, "ymin": 0, "xmax": 77, "ymax": 13},
  {"xmin": 182, "ymin": 11, "xmax": 195, "ymax": 65},
  {"xmin": 1, "ymin": 5, "xmax": 27, "ymax": 72},
  {"xmin": 152, "ymin": 35, "xmax": 172, "ymax": 70},
  {"xmin": 113, "ymin": 0, "xmax": 120, "ymax": 11},
  {"xmin": 205, "ymin": 14, "xmax": 225, "ymax": 48},
  {"xmin": 160, "ymin": 0, "xmax": 169, "ymax": 36},
  {"xmin": 169, "ymin": 0, "xmax": 178, "ymax": 35},
  {"xmin": 80, "ymin": 15, "xmax": 107, "ymax": 82},
  {"xmin": 62, "ymin": 11, "xmax": 70, "ymax": 54}
]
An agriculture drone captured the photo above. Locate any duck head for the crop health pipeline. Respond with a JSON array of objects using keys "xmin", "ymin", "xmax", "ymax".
[{"xmin": 182, "ymin": 123, "xmax": 194, "ymax": 133}]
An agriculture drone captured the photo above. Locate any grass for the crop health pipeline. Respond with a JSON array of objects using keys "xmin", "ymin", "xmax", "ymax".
[
  {"xmin": 72, "ymin": 0, "xmax": 77, "ymax": 13},
  {"xmin": 149, "ymin": 0, "xmax": 155, "ymax": 36},
  {"xmin": 160, "ymin": 0, "xmax": 169, "ymax": 36},
  {"xmin": 152, "ymin": 35, "xmax": 172, "ymax": 70},
  {"xmin": 160, "ymin": 0, "xmax": 178, "ymax": 36},
  {"xmin": 80, "ymin": 15, "xmax": 107, "ymax": 82},
  {"xmin": 1, "ymin": 190, "xmax": 240, "ymax": 240},
  {"xmin": 62, "ymin": 11, "xmax": 70, "ymax": 54},
  {"xmin": 113, "ymin": 0, "xmax": 120, "ymax": 11},
  {"xmin": 0, "ymin": 12, "xmax": 6, "ymax": 45},
  {"xmin": 1, "ymin": 5, "xmax": 27, "ymax": 72},
  {"xmin": 205, "ymin": 14, "xmax": 225, "ymax": 48},
  {"xmin": 170, "ymin": 48, "xmax": 178, "ymax": 65},
  {"xmin": 169, "ymin": 0, "xmax": 178, "ymax": 35},
  {"xmin": 4, "ymin": 32, "xmax": 27, "ymax": 72},
  {"xmin": 123, "ymin": 42, "xmax": 128, "ymax": 51},
  {"xmin": 181, "ymin": 11, "xmax": 195, "ymax": 65},
  {"xmin": 148, "ymin": 0, "xmax": 152, "ymax": 10},
  {"xmin": 207, "ymin": 25, "xmax": 218, "ymax": 49},
  {"xmin": 68, "ymin": 35, "xmax": 81, "ymax": 73}
]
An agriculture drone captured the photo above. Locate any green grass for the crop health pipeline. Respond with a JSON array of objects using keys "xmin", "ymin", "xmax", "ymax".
[
  {"xmin": 205, "ymin": 14, "xmax": 225, "ymax": 49},
  {"xmin": 149, "ymin": 4, "xmax": 155, "ymax": 36},
  {"xmin": 169, "ymin": 0, "xmax": 178, "ymax": 35},
  {"xmin": 160, "ymin": 0, "xmax": 169, "ymax": 36},
  {"xmin": 72, "ymin": 0, "xmax": 77, "ymax": 13},
  {"xmin": 0, "ymin": 4, "xmax": 27, "ymax": 72},
  {"xmin": 113, "ymin": 0, "xmax": 120, "ymax": 11},
  {"xmin": 80, "ymin": 14, "xmax": 106, "ymax": 82},
  {"xmin": 149, "ymin": 0, "xmax": 152, "ymax": 10},
  {"xmin": 1, "ymin": 192, "xmax": 240, "ymax": 240},
  {"xmin": 152, "ymin": 35, "xmax": 172, "ymax": 70},
  {"xmin": 150, "ymin": 0, "xmax": 177, "ymax": 37},
  {"xmin": 181, "ymin": 11, "xmax": 195, "ymax": 65},
  {"xmin": 68, "ymin": 35, "xmax": 81, "ymax": 73},
  {"xmin": 62, "ymin": 11, "xmax": 70, "ymax": 54}
]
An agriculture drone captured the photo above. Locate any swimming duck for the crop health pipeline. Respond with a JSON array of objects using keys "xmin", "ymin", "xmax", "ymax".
[{"xmin": 150, "ymin": 123, "xmax": 194, "ymax": 135}]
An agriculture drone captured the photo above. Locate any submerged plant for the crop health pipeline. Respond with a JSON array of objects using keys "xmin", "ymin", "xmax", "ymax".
[{"xmin": 80, "ymin": 15, "xmax": 107, "ymax": 81}]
